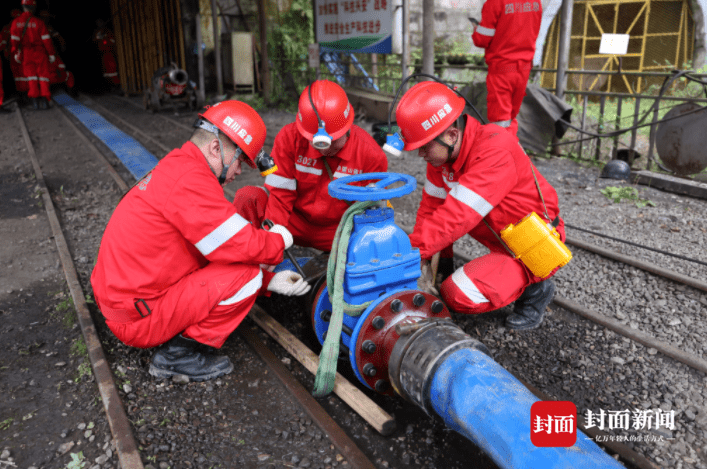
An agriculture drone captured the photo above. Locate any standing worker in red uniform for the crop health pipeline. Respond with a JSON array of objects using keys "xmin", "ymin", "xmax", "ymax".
[
  {"xmin": 233, "ymin": 80, "xmax": 388, "ymax": 252},
  {"xmin": 2, "ymin": 10, "xmax": 27, "ymax": 99},
  {"xmin": 471, "ymin": 0, "xmax": 542, "ymax": 136},
  {"xmin": 91, "ymin": 101, "xmax": 311, "ymax": 382},
  {"xmin": 395, "ymin": 82, "xmax": 564, "ymax": 330},
  {"xmin": 10, "ymin": 0, "xmax": 57, "ymax": 110},
  {"xmin": 93, "ymin": 19, "xmax": 120, "ymax": 88}
]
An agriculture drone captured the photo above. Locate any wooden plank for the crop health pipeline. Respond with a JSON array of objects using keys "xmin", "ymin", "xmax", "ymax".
[{"xmin": 249, "ymin": 305, "xmax": 396, "ymax": 436}]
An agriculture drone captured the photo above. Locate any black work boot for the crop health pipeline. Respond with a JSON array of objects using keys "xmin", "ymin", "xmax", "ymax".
[
  {"xmin": 32, "ymin": 98, "xmax": 39, "ymax": 110},
  {"xmin": 505, "ymin": 279, "xmax": 556, "ymax": 331},
  {"xmin": 40, "ymin": 97, "xmax": 48, "ymax": 110},
  {"xmin": 149, "ymin": 334, "xmax": 233, "ymax": 381}
]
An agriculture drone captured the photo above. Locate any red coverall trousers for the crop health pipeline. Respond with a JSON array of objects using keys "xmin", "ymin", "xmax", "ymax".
[
  {"xmin": 104, "ymin": 262, "xmax": 263, "ymax": 350},
  {"xmin": 233, "ymin": 185, "xmax": 338, "ymax": 252},
  {"xmin": 486, "ymin": 62, "xmax": 532, "ymax": 136},
  {"xmin": 22, "ymin": 47, "xmax": 51, "ymax": 99}
]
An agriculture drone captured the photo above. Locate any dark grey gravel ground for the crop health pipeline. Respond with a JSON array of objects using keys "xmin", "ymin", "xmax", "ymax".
[{"xmin": 2, "ymin": 94, "xmax": 706, "ymax": 468}]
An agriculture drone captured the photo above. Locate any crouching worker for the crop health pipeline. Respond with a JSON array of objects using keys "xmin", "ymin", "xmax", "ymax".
[
  {"xmin": 395, "ymin": 82, "xmax": 565, "ymax": 330},
  {"xmin": 91, "ymin": 101, "xmax": 311, "ymax": 381},
  {"xmin": 233, "ymin": 80, "xmax": 388, "ymax": 252}
]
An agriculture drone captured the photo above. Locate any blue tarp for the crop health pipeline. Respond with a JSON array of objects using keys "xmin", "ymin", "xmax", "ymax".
[{"xmin": 54, "ymin": 93, "xmax": 159, "ymax": 180}]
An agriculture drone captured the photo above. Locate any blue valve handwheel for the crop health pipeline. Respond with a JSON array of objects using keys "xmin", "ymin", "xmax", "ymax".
[{"xmin": 328, "ymin": 172, "xmax": 417, "ymax": 201}]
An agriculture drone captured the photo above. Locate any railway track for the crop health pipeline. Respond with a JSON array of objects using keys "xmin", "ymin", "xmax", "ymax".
[{"xmin": 13, "ymin": 92, "xmax": 707, "ymax": 469}]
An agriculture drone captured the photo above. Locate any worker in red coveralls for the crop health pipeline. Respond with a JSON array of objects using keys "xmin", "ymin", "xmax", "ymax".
[
  {"xmin": 93, "ymin": 19, "xmax": 120, "ymax": 88},
  {"xmin": 471, "ymin": 0, "xmax": 542, "ymax": 136},
  {"xmin": 0, "ymin": 14, "xmax": 9, "ymax": 111},
  {"xmin": 2, "ymin": 10, "xmax": 27, "ymax": 100},
  {"xmin": 233, "ymin": 80, "xmax": 388, "ymax": 252},
  {"xmin": 394, "ymin": 82, "xmax": 563, "ymax": 330},
  {"xmin": 91, "ymin": 101, "xmax": 311, "ymax": 382},
  {"xmin": 10, "ymin": 0, "xmax": 57, "ymax": 110},
  {"xmin": 38, "ymin": 11, "xmax": 75, "ymax": 94}
]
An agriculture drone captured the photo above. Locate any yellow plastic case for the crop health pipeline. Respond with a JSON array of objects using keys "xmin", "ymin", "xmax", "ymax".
[{"xmin": 500, "ymin": 212, "xmax": 572, "ymax": 278}]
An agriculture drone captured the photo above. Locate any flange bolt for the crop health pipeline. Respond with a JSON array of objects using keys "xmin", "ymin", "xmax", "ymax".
[
  {"xmin": 413, "ymin": 294, "xmax": 426, "ymax": 306},
  {"xmin": 391, "ymin": 299, "xmax": 403, "ymax": 313},
  {"xmin": 320, "ymin": 309, "xmax": 332, "ymax": 322},
  {"xmin": 362, "ymin": 340, "xmax": 377, "ymax": 354},
  {"xmin": 372, "ymin": 316, "xmax": 385, "ymax": 330},
  {"xmin": 375, "ymin": 380, "xmax": 389, "ymax": 392},
  {"xmin": 431, "ymin": 301, "xmax": 445, "ymax": 314},
  {"xmin": 363, "ymin": 363, "xmax": 377, "ymax": 377}
]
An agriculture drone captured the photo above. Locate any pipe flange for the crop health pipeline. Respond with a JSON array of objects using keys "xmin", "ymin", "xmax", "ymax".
[{"xmin": 353, "ymin": 291, "xmax": 451, "ymax": 395}]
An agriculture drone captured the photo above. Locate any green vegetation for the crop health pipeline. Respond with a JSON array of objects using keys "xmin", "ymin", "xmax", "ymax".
[
  {"xmin": 0, "ymin": 418, "xmax": 13, "ymax": 431},
  {"xmin": 65, "ymin": 452, "xmax": 86, "ymax": 469},
  {"xmin": 600, "ymin": 186, "xmax": 656, "ymax": 208}
]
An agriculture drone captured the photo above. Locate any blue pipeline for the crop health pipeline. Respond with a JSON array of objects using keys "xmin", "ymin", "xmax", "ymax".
[
  {"xmin": 53, "ymin": 93, "xmax": 159, "ymax": 180},
  {"xmin": 428, "ymin": 348, "xmax": 624, "ymax": 469}
]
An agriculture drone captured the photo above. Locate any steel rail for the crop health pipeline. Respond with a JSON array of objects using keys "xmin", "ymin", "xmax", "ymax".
[
  {"xmin": 66, "ymin": 99, "xmax": 387, "ymax": 466},
  {"xmin": 16, "ymin": 107, "xmax": 143, "ymax": 469},
  {"xmin": 240, "ymin": 325, "xmax": 377, "ymax": 469},
  {"xmin": 112, "ymin": 95, "xmax": 195, "ymax": 132},
  {"xmin": 398, "ymin": 224, "xmax": 707, "ymax": 375},
  {"xmin": 80, "ymin": 101, "xmax": 682, "ymax": 467}
]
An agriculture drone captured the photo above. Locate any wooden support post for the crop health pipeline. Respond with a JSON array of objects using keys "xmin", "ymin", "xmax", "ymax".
[
  {"xmin": 647, "ymin": 102, "xmax": 659, "ymax": 171},
  {"xmin": 248, "ymin": 305, "xmax": 396, "ymax": 436},
  {"xmin": 595, "ymin": 94, "xmax": 606, "ymax": 161}
]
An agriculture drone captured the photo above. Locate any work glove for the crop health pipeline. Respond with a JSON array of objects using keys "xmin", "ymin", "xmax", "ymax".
[
  {"xmin": 268, "ymin": 224, "xmax": 293, "ymax": 250},
  {"xmin": 417, "ymin": 259, "xmax": 440, "ymax": 297},
  {"xmin": 267, "ymin": 271, "xmax": 311, "ymax": 296},
  {"xmin": 48, "ymin": 55, "xmax": 56, "ymax": 63}
]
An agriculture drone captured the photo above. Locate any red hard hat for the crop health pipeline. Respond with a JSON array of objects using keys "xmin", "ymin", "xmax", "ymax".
[
  {"xmin": 21, "ymin": 0, "xmax": 37, "ymax": 6},
  {"xmin": 296, "ymin": 80, "xmax": 354, "ymax": 141},
  {"xmin": 395, "ymin": 82, "xmax": 466, "ymax": 151},
  {"xmin": 199, "ymin": 101, "xmax": 267, "ymax": 167}
]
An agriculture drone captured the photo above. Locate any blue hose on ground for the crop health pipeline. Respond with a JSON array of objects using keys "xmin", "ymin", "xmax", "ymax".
[{"xmin": 428, "ymin": 348, "xmax": 625, "ymax": 469}]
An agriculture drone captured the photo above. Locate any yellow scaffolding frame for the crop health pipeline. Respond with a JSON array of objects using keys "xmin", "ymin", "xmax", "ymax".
[{"xmin": 542, "ymin": 0, "xmax": 695, "ymax": 93}]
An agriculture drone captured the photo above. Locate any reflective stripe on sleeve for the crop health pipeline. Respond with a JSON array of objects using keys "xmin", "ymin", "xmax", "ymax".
[
  {"xmin": 10, "ymin": 35, "xmax": 20, "ymax": 41},
  {"xmin": 476, "ymin": 26, "xmax": 495, "ymax": 36},
  {"xmin": 295, "ymin": 164, "xmax": 322, "ymax": 176},
  {"xmin": 449, "ymin": 184, "xmax": 493, "ymax": 217},
  {"xmin": 218, "ymin": 270, "xmax": 263, "ymax": 305},
  {"xmin": 491, "ymin": 120, "xmax": 511, "ymax": 128},
  {"xmin": 451, "ymin": 268, "xmax": 489, "ymax": 304},
  {"xmin": 41, "ymin": 34, "xmax": 50, "ymax": 40},
  {"xmin": 195, "ymin": 213, "xmax": 249, "ymax": 256},
  {"xmin": 265, "ymin": 174, "xmax": 296, "ymax": 191},
  {"xmin": 424, "ymin": 179, "xmax": 447, "ymax": 199}
]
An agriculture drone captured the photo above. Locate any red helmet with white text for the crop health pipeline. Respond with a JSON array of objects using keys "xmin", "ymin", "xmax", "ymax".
[
  {"xmin": 395, "ymin": 82, "xmax": 465, "ymax": 151},
  {"xmin": 198, "ymin": 101, "xmax": 267, "ymax": 167},
  {"xmin": 296, "ymin": 80, "xmax": 354, "ymax": 142}
]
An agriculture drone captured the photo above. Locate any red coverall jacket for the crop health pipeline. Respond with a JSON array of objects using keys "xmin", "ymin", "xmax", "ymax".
[
  {"xmin": 260, "ymin": 123, "xmax": 388, "ymax": 250},
  {"xmin": 91, "ymin": 142, "xmax": 284, "ymax": 349},
  {"xmin": 472, "ymin": 0, "xmax": 542, "ymax": 133},
  {"xmin": 10, "ymin": 12, "xmax": 55, "ymax": 99},
  {"xmin": 410, "ymin": 116, "xmax": 565, "ymax": 314},
  {"xmin": 2, "ymin": 21, "xmax": 27, "ymax": 93}
]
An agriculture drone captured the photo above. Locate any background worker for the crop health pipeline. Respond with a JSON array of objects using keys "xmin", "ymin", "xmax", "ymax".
[
  {"xmin": 233, "ymin": 80, "xmax": 388, "ymax": 252},
  {"xmin": 2, "ymin": 10, "xmax": 27, "ymax": 101},
  {"xmin": 91, "ymin": 101, "xmax": 310, "ymax": 382},
  {"xmin": 471, "ymin": 0, "xmax": 542, "ymax": 136},
  {"xmin": 10, "ymin": 0, "xmax": 56, "ymax": 110},
  {"xmin": 38, "ymin": 10, "xmax": 75, "ymax": 95},
  {"xmin": 93, "ymin": 19, "xmax": 120, "ymax": 88},
  {"xmin": 396, "ymin": 82, "xmax": 564, "ymax": 330}
]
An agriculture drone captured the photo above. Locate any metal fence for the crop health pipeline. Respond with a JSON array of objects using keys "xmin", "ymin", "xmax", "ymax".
[{"xmin": 269, "ymin": 56, "xmax": 707, "ymax": 171}]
